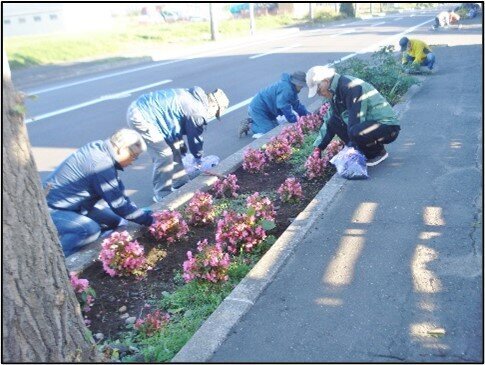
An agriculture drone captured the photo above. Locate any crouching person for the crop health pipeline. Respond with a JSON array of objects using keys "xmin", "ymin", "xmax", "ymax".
[
  {"xmin": 127, "ymin": 87, "xmax": 229, "ymax": 202},
  {"xmin": 44, "ymin": 129, "xmax": 153, "ymax": 256},
  {"xmin": 306, "ymin": 66, "xmax": 400, "ymax": 166}
]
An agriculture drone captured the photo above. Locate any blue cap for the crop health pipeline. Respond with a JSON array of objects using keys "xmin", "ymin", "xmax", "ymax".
[{"xmin": 399, "ymin": 37, "xmax": 409, "ymax": 52}]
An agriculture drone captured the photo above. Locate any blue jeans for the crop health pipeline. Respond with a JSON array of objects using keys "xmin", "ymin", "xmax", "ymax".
[
  {"xmin": 49, "ymin": 206, "xmax": 121, "ymax": 256},
  {"xmin": 248, "ymin": 105, "xmax": 278, "ymax": 134},
  {"xmin": 405, "ymin": 53, "xmax": 435, "ymax": 70}
]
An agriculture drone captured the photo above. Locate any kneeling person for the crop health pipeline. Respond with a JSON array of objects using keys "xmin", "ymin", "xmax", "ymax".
[
  {"xmin": 45, "ymin": 129, "xmax": 153, "ymax": 256},
  {"xmin": 306, "ymin": 66, "xmax": 400, "ymax": 166}
]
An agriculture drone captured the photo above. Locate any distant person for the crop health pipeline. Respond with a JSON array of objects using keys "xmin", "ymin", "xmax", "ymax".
[
  {"xmin": 306, "ymin": 66, "xmax": 400, "ymax": 166},
  {"xmin": 44, "ymin": 129, "xmax": 153, "ymax": 256},
  {"xmin": 399, "ymin": 37, "xmax": 436, "ymax": 71},
  {"xmin": 127, "ymin": 87, "xmax": 229, "ymax": 202},
  {"xmin": 432, "ymin": 10, "xmax": 460, "ymax": 29},
  {"xmin": 240, "ymin": 72, "xmax": 310, "ymax": 138}
]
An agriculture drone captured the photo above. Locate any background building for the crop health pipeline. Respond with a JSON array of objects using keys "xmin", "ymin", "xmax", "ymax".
[{"xmin": 3, "ymin": 3, "xmax": 115, "ymax": 37}]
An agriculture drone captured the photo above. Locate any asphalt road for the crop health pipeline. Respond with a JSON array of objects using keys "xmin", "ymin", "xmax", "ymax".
[{"xmin": 24, "ymin": 10, "xmax": 439, "ymax": 207}]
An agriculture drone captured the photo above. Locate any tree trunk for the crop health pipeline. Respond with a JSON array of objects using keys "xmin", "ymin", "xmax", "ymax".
[{"xmin": 2, "ymin": 53, "xmax": 99, "ymax": 362}]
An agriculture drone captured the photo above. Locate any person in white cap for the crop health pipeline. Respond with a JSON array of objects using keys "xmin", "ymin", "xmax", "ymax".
[
  {"xmin": 127, "ymin": 87, "xmax": 229, "ymax": 202},
  {"xmin": 306, "ymin": 66, "xmax": 400, "ymax": 166},
  {"xmin": 241, "ymin": 71, "xmax": 310, "ymax": 138}
]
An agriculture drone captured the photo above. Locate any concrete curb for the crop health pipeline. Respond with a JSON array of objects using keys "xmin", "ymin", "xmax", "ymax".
[{"xmin": 170, "ymin": 80, "xmax": 426, "ymax": 362}]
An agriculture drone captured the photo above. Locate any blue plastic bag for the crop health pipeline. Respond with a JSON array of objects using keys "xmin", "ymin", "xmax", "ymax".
[{"xmin": 330, "ymin": 146, "xmax": 369, "ymax": 180}]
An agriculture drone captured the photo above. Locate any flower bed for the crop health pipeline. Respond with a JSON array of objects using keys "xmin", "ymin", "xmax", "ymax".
[{"xmin": 77, "ymin": 103, "xmax": 344, "ymax": 361}]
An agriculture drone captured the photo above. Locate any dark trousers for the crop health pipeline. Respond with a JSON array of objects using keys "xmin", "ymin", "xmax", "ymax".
[{"xmin": 328, "ymin": 117, "xmax": 400, "ymax": 159}]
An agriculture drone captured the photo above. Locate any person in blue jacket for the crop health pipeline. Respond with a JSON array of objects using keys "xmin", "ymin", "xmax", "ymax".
[
  {"xmin": 127, "ymin": 87, "xmax": 229, "ymax": 202},
  {"xmin": 244, "ymin": 71, "xmax": 310, "ymax": 138},
  {"xmin": 44, "ymin": 129, "xmax": 153, "ymax": 256}
]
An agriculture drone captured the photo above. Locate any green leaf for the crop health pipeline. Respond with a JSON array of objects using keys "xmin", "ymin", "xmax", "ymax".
[
  {"xmin": 261, "ymin": 219, "xmax": 276, "ymax": 231},
  {"xmin": 246, "ymin": 207, "xmax": 256, "ymax": 217}
]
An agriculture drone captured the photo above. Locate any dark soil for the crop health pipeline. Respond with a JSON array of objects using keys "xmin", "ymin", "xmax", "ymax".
[{"xmin": 82, "ymin": 161, "xmax": 335, "ymax": 340}]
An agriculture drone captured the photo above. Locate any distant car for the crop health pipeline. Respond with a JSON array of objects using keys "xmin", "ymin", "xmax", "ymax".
[{"xmin": 161, "ymin": 10, "xmax": 179, "ymax": 22}]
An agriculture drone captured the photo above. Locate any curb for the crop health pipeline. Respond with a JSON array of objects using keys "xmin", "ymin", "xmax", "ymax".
[{"xmin": 170, "ymin": 81, "xmax": 426, "ymax": 362}]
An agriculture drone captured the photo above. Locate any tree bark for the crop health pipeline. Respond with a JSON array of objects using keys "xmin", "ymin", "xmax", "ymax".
[{"xmin": 2, "ymin": 56, "xmax": 99, "ymax": 362}]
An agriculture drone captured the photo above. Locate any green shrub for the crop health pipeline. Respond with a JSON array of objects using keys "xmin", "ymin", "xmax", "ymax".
[{"xmin": 334, "ymin": 45, "xmax": 418, "ymax": 105}]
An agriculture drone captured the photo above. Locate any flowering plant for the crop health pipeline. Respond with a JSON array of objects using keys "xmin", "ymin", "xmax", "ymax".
[
  {"xmin": 150, "ymin": 210, "xmax": 189, "ymax": 243},
  {"xmin": 246, "ymin": 192, "xmax": 276, "ymax": 222},
  {"xmin": 185, "ymin": 191, "xmax": 215, "ymax": 226},
  {"xmin": 182, "ymin": 239, "xmax": 231, "ymax": 283},
  {"xmin": 279, "ymin": 124, "xmax": 305, "ymax": 147},
  {"xmin": 215, "ymin": 211, "xmax": 267, "ymax": 254},
  {"xmin": 99, "ymin": 231, "xmax": 150, "ymax": 278},
  {"xmin": 296, "ymin": 113, "xmax": 322, "ymax": 134},
  {"xmin": 319, "ymin": 102, "xmax": 331, "ymax": 118},
  {"xmin": 305, "ymin": 149, "xmax": 330, "ymax": 180},
  {"xmin": 69, "ymin": 273, "xmax": 96, "ymax": 313},
  {"xmin": 324, "ymin": 139, "xmax": 344, "ymax": 160},
  {"xmin": 212, "ymin": 174, "xmax": 239, "ymax": 198},
  {"xmin": 277, "ymin": 177, "xmax": 304, "ymax": 203},
  {"xmin": 264, "ymin": 136, "xmax": 293, "ymax": 163},
  {"xmin": 243, "ymin": 147, "xmax": 267, "ymax": 173},
  {"xmin": 134, "ymin": 310, "xmax": 171, "ymax": 337}
]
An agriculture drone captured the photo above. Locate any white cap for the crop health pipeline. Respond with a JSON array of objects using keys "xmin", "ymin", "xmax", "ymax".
[{"xmin": 306, "ymin": 66, "xmax": 336, "ymax": 98}]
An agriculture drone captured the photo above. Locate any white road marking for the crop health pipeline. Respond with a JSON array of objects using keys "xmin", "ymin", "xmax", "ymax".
[
  {"xmin": 370, "ymin": 21, "xmax": 387, "ymax": 27},
  {"xmin": 249, "ymin": 44, "xmax": 301, "ymax": 59},
  {"xmin": 24, "ymin": 79, "xmax": 172, "ymax": 124},
  {"xmin": 330, "ymin": 29, "xmax": 355, "ymax": 38},
  {"xmin": 394, "ymin": 17, "xmax": 403, "ymax": 21},
  {"xmin": 26, "ymin": 29, "xmax": 302, "ymax": 96},
  {"xmin": 26, "ymin": 18, "xmax": 434, "ymax": 125}
]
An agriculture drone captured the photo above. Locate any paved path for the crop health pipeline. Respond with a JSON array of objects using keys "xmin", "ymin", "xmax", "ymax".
[{"xmin": 210, "ymin": 36, "xmax": 483, "ymax": 362}]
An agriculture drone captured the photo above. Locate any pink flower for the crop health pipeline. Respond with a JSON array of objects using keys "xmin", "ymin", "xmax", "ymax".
[
  {"xmin": 243, "ymin": 148, "xmax": 267, "ymax": 173},
  {"xmin": 134, "ymin": 310, "xmax": 170, "ymax": 337},
  {"xmin": 246, "ymin": 192, "xmax": 276, "ymax": 221},
  {"xmin": 277, "ymin": 177, "xmax": 304, "ymax": 203},
  {"xmin": 182, "ymin": 239, "xmax": 231, "ymax": 284},
  {"xmin": 212, "ymin": 174, "xmax": 239, "ymax": 198},
  {"xmin": 150, "ymin": 210, "xmax": 189, "ymax": 243},
  {"xmin": 279, "ymin": 125, "xmax": 305, "ymax": 147},
  {"xmin": 305, "ymin": 149, "xmax": 330, "ymax": 180},
  {"xmin": 264, "ymin": 136, "xmax": 293, "ymax": 163},
  {"xmin": 185, "ymin": 191, "xmax": 215, "ymax": 226},
  {"xmin": 69, "ymin": 273, "xmax": 89, "ymax": 293},
  {"xmin": 98, "ymin": 231, "xmax": 149, "ymax": 277}
]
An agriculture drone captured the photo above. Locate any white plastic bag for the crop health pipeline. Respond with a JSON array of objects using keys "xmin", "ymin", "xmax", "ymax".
[
  {"xmin": 182, "ymin": 154, "xmax": 220, "ymax": 177},
  {"xmin": 330, "ymin": 146, "xmax": 368, "ymax": 180}
]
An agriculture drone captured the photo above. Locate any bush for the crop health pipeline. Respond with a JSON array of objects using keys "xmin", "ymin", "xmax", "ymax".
[
  {"xmin": 182, "ymin": 239, "xmax": 231, "ymax": 283},
  {"xmin": 334, "ymin": 45, "xmax": 417, "ymax": 105},
  {"xmin": 212, "ymin": 174, "xmax": 239, "ymax": 198}
]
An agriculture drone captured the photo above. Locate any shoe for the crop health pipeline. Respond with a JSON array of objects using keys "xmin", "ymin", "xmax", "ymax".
[
  {"xmin": 366, "ymin": 149, "xmax": 389, "ymax": 166},
  {"xmin": 252, "ymin": 133, "xmax": 264, "ymax": 139},
  {"xmin": 239, "ymin": 118, "xmax": 252, "ymax": 137}
]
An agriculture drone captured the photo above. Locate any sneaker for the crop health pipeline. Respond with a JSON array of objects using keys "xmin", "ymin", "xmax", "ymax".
[
  {"xmin": 252, "ymin": 133, "xmax": 264, "ymax": 139},
  {"xmin": 239, "ymin": 118, "xmax": 252, "ymax": 137},
  {"xmin": 366, "ymin": 149, "xmax": 389, "ymax": 166}
]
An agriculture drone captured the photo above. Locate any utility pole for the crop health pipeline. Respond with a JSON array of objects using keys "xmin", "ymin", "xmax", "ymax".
[
  {"xmin": 249, "ymin": 3, "xmax": 255, "ymax": 35},
  {"xmin": 209, "ymin": 3, "xmax": 218, "ymax": 41},
  {"xmin": 309, "ymin": 3, "xmax": 314, "ymax": 20}
]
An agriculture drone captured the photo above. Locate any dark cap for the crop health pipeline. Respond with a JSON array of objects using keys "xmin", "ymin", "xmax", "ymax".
[
  {"xmin": 399, "ymin": 37, "xmax": 409, "ymax": 52},
  {"xmin": 290, "ymin": 71, "xmax": 307, "ymax": 88}
]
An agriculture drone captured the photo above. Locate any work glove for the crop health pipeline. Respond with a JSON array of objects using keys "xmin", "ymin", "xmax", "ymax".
[{"xmin": 178, "ymin": 140, "xmax": 188, "ymax": 156}]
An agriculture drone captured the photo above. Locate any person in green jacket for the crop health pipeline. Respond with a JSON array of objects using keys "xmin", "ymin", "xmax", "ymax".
[{"xmin": 306, "ymin": 66, "xmax": 400, "ymax": 166}]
